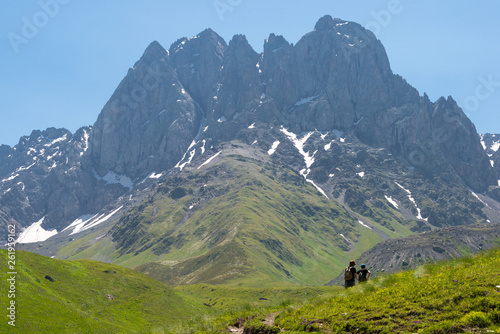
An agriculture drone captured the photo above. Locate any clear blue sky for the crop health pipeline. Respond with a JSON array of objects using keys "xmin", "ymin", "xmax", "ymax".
[{"xmin": 1, "ymin": 0, "xmax": 499, "ymax": 147}]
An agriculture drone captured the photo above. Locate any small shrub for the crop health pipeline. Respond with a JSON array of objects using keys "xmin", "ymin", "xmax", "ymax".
[
  {"xmin": 243, "ymin": 319, "xmax": 279, "ymax": 334},
  {"xmin": 420, "ymin": 320, "xmax": 465, "ymax": 334},
  {"xmin": 489, "ymin": 311, "xmax": 500, "ymax": 324},
  {"xmin": 460, "ymin": 311, "xmax": 490, "ymax": 327}
]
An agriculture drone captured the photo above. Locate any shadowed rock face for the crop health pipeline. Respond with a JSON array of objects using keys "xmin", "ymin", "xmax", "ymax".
[
  {"xmin": 88, "ymin": 14, "xmax": 494, "ymax": 191},
  {"xmin": 89, "ymin": 41, "xmax": 202, "ymax": 179},
  {"xmin": 0, "ymin": 15, "xmax": 498, "ymax": 245}
]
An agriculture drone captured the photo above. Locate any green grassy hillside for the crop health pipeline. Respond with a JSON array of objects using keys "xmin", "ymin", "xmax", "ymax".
[
  {"xmin": 54, "ymin": 141, "xmax": 490, "ymax": 287},
  {"xmin": 168, "ymin": 247, "xmax": 500, "ymax": 333},
  {"xmin": 273, "ymin": 248, "xmax": 500, "ymax": 333},
  {"xmin": 0, "ymin": 250, "xmax": 207, "ymax": 334},
  {"xmin": 109, "ymin": 149, "xmax": 394, "ymax": 287}
]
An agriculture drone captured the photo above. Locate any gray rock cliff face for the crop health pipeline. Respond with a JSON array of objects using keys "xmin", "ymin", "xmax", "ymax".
[
  {"xmin": 90, "ymin": 41, "xmax": 202, "ymax": 180},
  {"xmin": 1, "ymin": 15, "xmax": 498, "ymax": 242},
  {"xmin": 0, "ymin": 127, "xmax": 125, "ymax": 233},
  {"xmin": 89, "ymin": 15, "xmax": 496, "ymax": 193}
]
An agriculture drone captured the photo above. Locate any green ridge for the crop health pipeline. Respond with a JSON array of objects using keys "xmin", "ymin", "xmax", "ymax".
[{"xmin": 0, "ymin": 250, "xmax": 207, "ymax": 334}]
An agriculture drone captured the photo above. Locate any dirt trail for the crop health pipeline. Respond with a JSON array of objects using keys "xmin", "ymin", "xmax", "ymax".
[
  {"xmin": 262, "ymin": 312, "xmax": 280, "ymax": 327},
  {"xmin": 227, "ymin": 311, "xmax": 281, "ymax": 333}
]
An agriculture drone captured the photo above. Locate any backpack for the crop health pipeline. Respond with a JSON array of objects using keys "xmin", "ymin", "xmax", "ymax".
[
  {"xmin": 358, "ymin": 270, "xmax": 367, "ymax": 282},
  {"xmin": 344, "ymin": 266, "xmax": 353, "ymax": 281}
]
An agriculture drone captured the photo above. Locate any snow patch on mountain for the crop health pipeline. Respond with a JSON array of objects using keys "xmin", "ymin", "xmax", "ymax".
[
  {"xmin": 385, "ymin": 195, "xmax": 399, "ymax": 209},
  {"xmin": 198, "ymin": 151, "xmax": 221, "ymax": 169},
  {"xmin": 340, "ymin": 234, "xmax": 350, "ymax": 243},
  {"xmin": 395, "ymin": 182, "xmax": 428, "ymax": 221},
  {"xmin": 268, "ymin": 141, "xmax": 280, "ymax": 155},
  {"xmin": 492, "ymin": 141, "xmax": 500, "ymax": 152},
  {"xmin": 44, "ymin": 134, "xmax": 68, "ymax": 147},
  {"xmin": 280, "ymin": 127, "xmax": 315, "ymax": 168},
  {"xmin": 63, "ymin": 206, "xmax": 123, "ymax": 235},
  {"xmin": 358, "ymin": 220, "xmax": 372, "ymax": 229},
  {"xmin": 17, "ymin": 217, "xmax": 58, "ymax": 244},
  {"xmin": 94, "ymin": 170, "xmax": 133, "ymax": 189},
  {"xmin": 305, "ymin": 178, "xmax": 328, "ymax": 199},
  {"xmin": 2, "ymin": 174, "xmax": 19, "ymax": 183},
  {"xmin": 471, "ymin": 191, "xmax": 492, "ymax": 210},
  {"xmin": 480, "ymin": 134, "xmax": 500, "ymax": 156},
  {"xmin": 80, "ymin": 129, "xmax": 90, "ymax": 156},
  {"xmin": 280, "ymin": 127, "xmax": 328, "ymax": 198},
  {"xmin": 15, "ymin": 162, "xmax": 36, "ymax": 173},
  {"xmin": 176, "ymin": 140, "xmax": 198, "ymax": 171}
]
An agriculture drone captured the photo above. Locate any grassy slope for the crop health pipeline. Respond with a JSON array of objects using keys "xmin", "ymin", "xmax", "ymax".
[
  {"xmin": 273, "ymin": 247, "xmax": 500, "ymax": 333},
  {"xmin": 0, "ymin": 250, "xmax": 207, "ymax": 334},
  {"xmin": 168, "ymin": 247, "xmax": 500, "ymax": 333},
  {"xmin": 122, "ymin": 154, "xmax": 392, "ymax": 287}
]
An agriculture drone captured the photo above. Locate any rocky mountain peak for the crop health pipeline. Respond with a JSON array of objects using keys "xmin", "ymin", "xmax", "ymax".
[
  {"xmin": 143, "ymin": 40, "xmax": 167, "ymax": 58},
  {"xmin": 264, "ymin": 33, "xmax": 290, "ymax": 51},
  {"xmin": 4, "ymin": 16, "xmax": 500, "ymax": 265},
  {"xmin": 314, "ymin": 14, "xmax": 338, "ymax": 31}
]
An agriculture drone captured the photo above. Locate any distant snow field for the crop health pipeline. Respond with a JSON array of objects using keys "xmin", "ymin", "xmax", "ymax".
[{"xmin": 16, "ymin": 217, "xmax": 58, "ymax": 244}]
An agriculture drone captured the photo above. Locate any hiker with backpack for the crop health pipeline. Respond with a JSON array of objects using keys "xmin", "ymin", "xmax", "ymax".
[
  {"xmin": 344, "ymin": 260, "xmax": 357, "ymax": 288},
  {"xmin": 357, "ymin": 264, "xmax": 371, "ymax": 283}
]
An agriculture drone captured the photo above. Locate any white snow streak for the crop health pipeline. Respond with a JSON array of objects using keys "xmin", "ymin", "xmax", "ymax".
[
  {"xmin": 385, "ymin": 195, "xmax": 399, "ymax": 209},
  {"xmin": 268, "ymin": 141, "xmax": 280, "ymax": 155},
  {"xmin": 80, "ymin": 129, "xmax": 90, "ymax": 156},
  {"xmin": 198, "ymin": 151, "xmax": 221, "ymax": 169},
  {"xmin": 280, "ymin": 128, "xmax": 315, "ymax": 168},
  {"xmin": 200, "ymin": 140, "xmax": 207, "ymax": 154},
  {"xmin": 175, "ymin": 140, "xmax": 197, "ymax": 171},
  {"xmin": 358, "ymin": 220, "xmax": 372, "ymax": 229},
  {"xmin": 2, "ymin": 174, "xmax": 19, "ymax": 183},
  {"xmin": 15, "ymin": 162, "xmax": 36, "ymax": 173},
  {"xmin": 44, "ymin": 134, "xmax": 68, "ymax": 147},
  {"xmin": 305, "ymin": 178, "xmax": 329, "ymax": 199},
  {"xmin": 280, "ymin": 127, "xmax": 328, "ymax": 199},
  {"xmin": 16, "ymin": 217, "xmax": 58, "ymax": 244},
  {"xmin": 471, "ymin": 191, "xmax": 492, "ymax": 210},
  {"xmin": 340, "ymin": 234, "xmax": 350, "ymax": 243},
  {"xmin": 64, "ymin": 206, "xmax": 123, "ymax": 235},
  {"xmin": 395, "ymin": 182, "xmax": 427, "ymax": 221}
]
